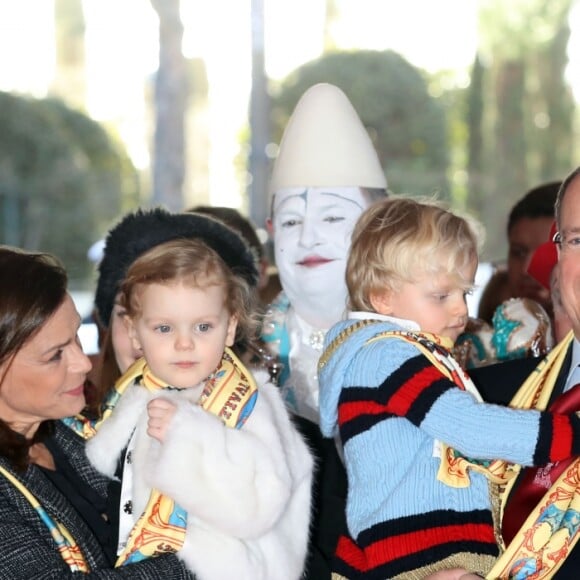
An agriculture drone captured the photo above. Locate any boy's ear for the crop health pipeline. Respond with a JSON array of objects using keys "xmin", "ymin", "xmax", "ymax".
[
  {"xmin": 266, "ymin": 217, "xmax": 274, "ymax": 237},
  {"xmin": 370, "ymin": 290, "xmax": 393, "ymax": 316}
]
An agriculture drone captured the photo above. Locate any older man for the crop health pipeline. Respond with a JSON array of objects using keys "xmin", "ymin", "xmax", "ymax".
[
  {"xmin": 428, "ymin": 168, "xmax": 580, "ymax": 580},
  {"xmin": 465, "ymin": 167, "xmax": 580, "ymax": 579},
  {"xmin": 510, "ymin": 166, "xmax": 580, "ymax": 578}
]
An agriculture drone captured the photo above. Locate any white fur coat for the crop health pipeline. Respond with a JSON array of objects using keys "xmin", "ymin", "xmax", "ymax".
[{"xmin": 85, "ymin": 369, "xmax": 313, "ymax": 580}]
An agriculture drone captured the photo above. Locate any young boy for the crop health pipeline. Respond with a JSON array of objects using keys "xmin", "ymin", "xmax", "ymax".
[
  {"xmin": 318, "ymin": 196, "xmax": 580, "ymax": 579},
  {"xmin": 86, "ymin": 237, "xmax": 313, "ymax": 580}
]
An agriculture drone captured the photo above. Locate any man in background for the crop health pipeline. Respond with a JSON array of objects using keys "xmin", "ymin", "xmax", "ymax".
[{"xmin": 478, "ymin": 181, "xmax": 560, "ymax": 322}]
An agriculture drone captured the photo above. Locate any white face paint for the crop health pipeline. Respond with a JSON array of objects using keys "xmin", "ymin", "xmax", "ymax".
[{"xmin": 272, "ymin": 186, "xmax": 370, "ymax": 328}]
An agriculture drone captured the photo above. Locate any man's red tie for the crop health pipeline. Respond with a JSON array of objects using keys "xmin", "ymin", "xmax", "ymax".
[{"xmin": 501, "ymin": 383, "xmax": 580, "ymax": 545}]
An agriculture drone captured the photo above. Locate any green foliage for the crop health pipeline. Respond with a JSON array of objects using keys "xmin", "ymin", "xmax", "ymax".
[
  {"xmin": 478, "ymin": 0, "xmax": 573, "ymax": 60},
  {"xmin": 469, "ymin": 0, "xmax": 576, "ymax": 261},
  {"xmin": 270, "ymin": 50, "xmax": 449, "ymax": 198},
  {"xmin": 0, "ymin": 91, "xmax": 139, "ymax": 285}
]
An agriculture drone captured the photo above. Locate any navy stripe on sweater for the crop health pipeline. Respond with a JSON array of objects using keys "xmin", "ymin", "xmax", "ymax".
[
  {"xmin": 338, "ymin": 354, "xmax": 453, "ymax": 444},
  {"xmin": 534, "ymin": 411, "xmax": 554, "ymax": 465},
  {"xmin": 338, "ymin": 352, "xmax": 580, "ymax": 465}
]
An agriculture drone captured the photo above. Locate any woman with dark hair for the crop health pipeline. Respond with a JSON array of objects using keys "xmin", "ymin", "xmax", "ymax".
[{"xmin": 0, "ymin": 246, "xmax": 193, "ymax": 578}]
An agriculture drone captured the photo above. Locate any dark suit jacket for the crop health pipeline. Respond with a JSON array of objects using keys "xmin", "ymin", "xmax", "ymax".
[
  {"xmin": 470, "ymin": 348, "xmax": 580, "ymax": 578},
  {"xmin": 468, "ymin": 356, "xmax": 545, "ymax": 405},
  {"xmin": 0, "ymin": 421, "xmax": 193, "ymax": 579}
]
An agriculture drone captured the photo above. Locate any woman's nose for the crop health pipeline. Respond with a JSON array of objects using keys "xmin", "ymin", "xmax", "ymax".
[{"xmin": 72, "ymin": 340, "xmax": 92, "ymax": 373}]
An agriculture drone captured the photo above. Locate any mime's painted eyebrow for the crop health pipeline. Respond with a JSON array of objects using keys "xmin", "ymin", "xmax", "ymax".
[
  {"xmin": 275, "ymin": 188, "xmax": 364, "ymax": 212},
  {"xmin": 318, "ymin": 190, "xmax": 364, "ymax": 210},
  {"xmin": 274, "ymin": 189, "xmax": 308, "ymax": 212}
]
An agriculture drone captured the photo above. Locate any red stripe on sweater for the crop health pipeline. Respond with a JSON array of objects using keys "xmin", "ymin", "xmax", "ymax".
[
  {"xmin": 386, "ymin": 365, "xmax": 443, "ymax": 415},
  {"xmin": 338, "ymin": 365, "xmax": 445, "ymax": 426},
  {"xmin": 550, "ymin": 414, "xmax": 573, "ymax": 461},
  {"xmin": 337, "ymin": 523, "xmax": 495, "ymax": 571},
  {"xmin": 338, "ymin": 400, "xmax": 385, "ymax": 426},
  {"xmin": 336, "ymin": 536, "xmax": 368, "ymax": 572}
]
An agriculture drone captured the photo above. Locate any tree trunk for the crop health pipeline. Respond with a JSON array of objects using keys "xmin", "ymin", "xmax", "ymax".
[
  {"xmin": 52, "ymin": 0, "xmax": 86, "ymax": 108},
  {"xmin": 487, "ymin": 59, "xmax": 527, "ymax": 261},
  {"xmin": 248, "ymin": 0, "xmax": 270, "ymax": 230},
  {"xmin": 535, "ymin": 19, "xmax": 574, "ymax": 180},
  {"xmin": 150, "ymin": 0, "xmax": 187, "ymax": 211},
  {"xmin": 466, "ymin": 54, "xmax": 486, "ymax": 220}
]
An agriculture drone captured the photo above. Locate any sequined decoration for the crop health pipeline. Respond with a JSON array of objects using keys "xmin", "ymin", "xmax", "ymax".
[{"xmin": 309, "ymin": 329, "xmax": 326, "ymax": 351}]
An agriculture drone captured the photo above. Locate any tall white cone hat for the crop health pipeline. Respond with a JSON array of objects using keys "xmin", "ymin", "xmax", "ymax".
[{"xmin": 269, "ymin": 83, "xmax": 387, "ymax": 194}]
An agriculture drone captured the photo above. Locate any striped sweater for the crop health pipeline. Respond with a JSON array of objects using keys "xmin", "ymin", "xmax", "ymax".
[{"xmin": 318, "ymin": 316, "xmax": 580, "ymax": 579}]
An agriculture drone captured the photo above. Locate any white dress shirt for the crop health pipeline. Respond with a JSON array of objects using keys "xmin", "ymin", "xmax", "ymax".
[{"xmin": 564, "ymin": 338, "xmax": 580, "ymax": 392}]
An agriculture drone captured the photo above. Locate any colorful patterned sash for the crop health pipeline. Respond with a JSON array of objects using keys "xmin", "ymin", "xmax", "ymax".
[
  {"xmin": 364, "ymin": 328, "xmax": 513, "ymax": 489},
  {"xmin": 486, "ymin": 331, "xmax": 580, "ymax": 579},
  {"xmin": 114, "ymin": 347, "xmax": 258, "ymax": 565},
  {"xmin": 62, "ymin": 357, "xmax": 145, "ymax": 439},
  {"xmin": 0, "ymin": 464, "xmax": 90, "ymax": 572}
]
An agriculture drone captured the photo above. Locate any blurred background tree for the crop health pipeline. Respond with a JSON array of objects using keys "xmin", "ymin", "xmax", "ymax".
[
  {"xmin": 0, "ymin": 91, "xmax": 139, "ymax": 285},
  {"xmin": 468, "ymin": 0, "xmax": 575, "ymax": 259},
  {"xmin": 0, "ymin": 0, "xmax": 577, "ymax": 282},
  {"xmin": 149, "ymin": 0, "xmax": 188, "ymax": 212},
  {"xmin": 261, "ymin": 1, "xmax": 577, "ymax": 262}
]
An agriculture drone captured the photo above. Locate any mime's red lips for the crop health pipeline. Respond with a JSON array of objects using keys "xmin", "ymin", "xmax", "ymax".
[{"xmin": 297, "ymin": 256, "xmax": 334, "ymax": 267}]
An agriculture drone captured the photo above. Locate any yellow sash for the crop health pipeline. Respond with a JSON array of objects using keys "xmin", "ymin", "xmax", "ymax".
[
  {"xmin": 487, "ymin": 331, "xmax": 580, "ymax": 579},
  {"xmin": 61, "ymin": 358, "xmax": 145, "ymax": 439},
  {"xmin": 115, "ymin": 347, "xmax": 258, "ymax": 566}
]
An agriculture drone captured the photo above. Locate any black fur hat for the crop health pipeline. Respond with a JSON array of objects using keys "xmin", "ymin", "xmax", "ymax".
[{"xmin": 94, "ymin": 207, "xmax": 259, "ymax": 328}]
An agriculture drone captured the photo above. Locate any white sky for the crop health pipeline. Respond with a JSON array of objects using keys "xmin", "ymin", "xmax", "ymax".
[
  {"xmin": 0, "ymin": 1, "xmax": 577, "ymax": 105},
  {"xmin": 0, "ymin": 0, "xmax": 578, "ymax": 206}
]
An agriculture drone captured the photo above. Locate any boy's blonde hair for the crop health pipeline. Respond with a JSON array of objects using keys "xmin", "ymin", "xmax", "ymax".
[
  {"xmin": 119, "ymin": 238, "xmax": 257, "ymax": 344},
  {"xmin": 347, "ymin": 196, "xmax": 482, "ymax": 312}
]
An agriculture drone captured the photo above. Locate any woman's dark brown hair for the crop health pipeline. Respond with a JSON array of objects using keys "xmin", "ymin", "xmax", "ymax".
[{"xmin": 0, "ymin": 246, "xmax": 68, "ymax": 470}]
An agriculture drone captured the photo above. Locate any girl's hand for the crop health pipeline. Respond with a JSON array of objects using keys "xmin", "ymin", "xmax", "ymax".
[{"xmin": 147, "ymin": 397, "xmax": 177, "ymax": 442}]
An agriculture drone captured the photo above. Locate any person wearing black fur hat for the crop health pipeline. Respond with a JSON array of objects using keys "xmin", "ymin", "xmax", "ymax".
[{"xmin": 86, "ymin": 207, "xmax": 260, "ymax": 413}]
